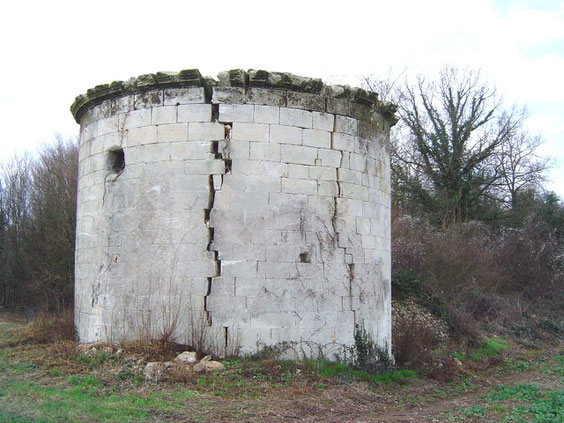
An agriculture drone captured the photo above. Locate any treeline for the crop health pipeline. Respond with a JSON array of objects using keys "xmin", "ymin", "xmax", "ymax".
[
  {"xmin": 367, "ymin": 68, "xmax": 564, "ymax": 344},
  {"xmin": 1, "ymin": 67, "xmax": 563, "ymax": 331},
  {"xmin": 0, "ymin": 137, "xmax": 78, "ymax": 311}
]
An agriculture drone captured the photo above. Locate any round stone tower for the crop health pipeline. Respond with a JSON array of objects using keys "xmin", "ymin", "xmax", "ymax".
[{"xmin": 71, "ymin": 69, "xmax": 397, "ymax": 358}]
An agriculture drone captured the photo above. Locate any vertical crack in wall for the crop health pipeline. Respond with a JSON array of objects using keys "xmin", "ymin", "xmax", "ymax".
[
  {"xmin": 330, "ymin": 115, "xmax": 357, "ymax": 325},
  {"xmin": 223, "ymin": 327, "xmax": 229, "ymax": 355},
  {"xmin": 203, "ymin": 121, "xmax": 231, "ymax": 328},
  {"xmin": 330, "ymin": 115, "xmax": 342, "ymax": 238}
]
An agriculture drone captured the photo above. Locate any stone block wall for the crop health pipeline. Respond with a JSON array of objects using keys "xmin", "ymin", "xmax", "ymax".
[{"xmin": 71, "ymin": 69, "xmax": 397, "ymax": 358}]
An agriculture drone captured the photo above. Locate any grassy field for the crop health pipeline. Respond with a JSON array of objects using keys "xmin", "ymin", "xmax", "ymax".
[{"xmin": 0, "ymin": 316, "xmax": 562, "ymax": 422}]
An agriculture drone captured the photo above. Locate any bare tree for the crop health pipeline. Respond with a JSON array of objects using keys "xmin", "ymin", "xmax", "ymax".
[
  {"xmin": 0, "ymin": 154, "xmax": 34, "ymax": 308},
  {"xmin": 364, "ymin": 67, "xmax": 549, "ymax": 224},
  {"xmin": 495, "ymin": 130, "xmax": 550, "ymax": 210},
  {"xmin": 0, "ymin": 136, "xmax": 78, "ymax": 311},
  {"xmin": 28, "ymin": 136, "xmax": 78, "ymax": 310}
]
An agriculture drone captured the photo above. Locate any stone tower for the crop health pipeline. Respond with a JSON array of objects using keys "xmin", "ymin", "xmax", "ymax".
[{"xmin": 71, "ymin": 69, "xmax": 397, "ymax": 358}]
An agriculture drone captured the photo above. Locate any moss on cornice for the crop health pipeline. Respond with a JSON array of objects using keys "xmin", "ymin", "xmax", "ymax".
[{"xmin": 71, "ymin": 69, "xmax": 397, "ymax": 126}]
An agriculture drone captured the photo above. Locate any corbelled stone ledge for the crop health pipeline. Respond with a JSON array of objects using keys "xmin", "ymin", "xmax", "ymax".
[{"xmin": 70, "ymin": 69, "xmax": 398, "ymax": 127}]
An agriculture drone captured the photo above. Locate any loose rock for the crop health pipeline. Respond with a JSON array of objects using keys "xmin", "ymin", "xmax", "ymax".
[
  {"xmin": 123, "ymin": 356, "xmax": 138, "ymax": 364},
  {"xmin": 175, "ymin": 351, "xmax": 198, "ymax": 364},
  {"xmin": 193, "ymin": 360, "xmax": 225, "ymax": 372},
  {"xmin": 144, "ymin": 362, "xmax": 165, "ymax": 381}
]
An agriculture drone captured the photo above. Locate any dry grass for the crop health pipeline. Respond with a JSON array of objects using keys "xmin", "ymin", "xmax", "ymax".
[
  {"xmin": 392, "ymin": 314, "xmax": 439, "ymax": 369},
  {"xmin": 12, "ymin": 308, "xmax": 75, "ymax": 344},
  {"xmin": 118, "ymin": 338, "xmax": 193, "ymax": 363}
]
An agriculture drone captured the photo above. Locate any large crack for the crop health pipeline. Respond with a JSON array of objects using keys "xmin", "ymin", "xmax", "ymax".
[
  {"xmin": 330, "ymin": 115, "xmax": 357, "ymax": 325},
  {"xmin": 203, "ymin": 119, "xmax": 231, "ymax": 328}
]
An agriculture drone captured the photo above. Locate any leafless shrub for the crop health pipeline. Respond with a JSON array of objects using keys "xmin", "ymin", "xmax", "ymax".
[
  {"xmin": 167, "ymin": 363, "xmax": 196, "ymax": 384},
  {"xmin": 392, "ymin": 313, "xmax": 439, "ymax": 369},
  {"xmin": 15, "ymin": 308, "xmax": 76, "ymax": 344},
  {"xmin": 391, "ymin": 212, "xmax": 563, "ymax": 341}
]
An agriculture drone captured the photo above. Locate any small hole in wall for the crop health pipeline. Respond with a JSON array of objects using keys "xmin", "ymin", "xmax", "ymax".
[
  {"xmin": 299, "ymin": 252, "xmax": 311, "ymax": 263},
  {"xmin": 107, "ymin": 148, "xmax": 125, "ymax": 173},
  {"xmin": 212, "ymin": 104, "xmax": 220, "ymax": 121}
]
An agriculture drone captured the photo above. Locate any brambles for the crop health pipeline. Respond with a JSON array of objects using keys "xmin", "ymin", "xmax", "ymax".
[
  {"xmin": 11, "ymin": 308, "xmax": 75, "ymax": 344},
  {"xmin": 391, "ymin": 214, "xmax": 564, "ymax": 342}
]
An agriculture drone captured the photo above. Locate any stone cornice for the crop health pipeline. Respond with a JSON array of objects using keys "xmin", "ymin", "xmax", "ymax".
[{"xmin": 71, "ymin": 69, "xmax": 398, "ymax": 126}]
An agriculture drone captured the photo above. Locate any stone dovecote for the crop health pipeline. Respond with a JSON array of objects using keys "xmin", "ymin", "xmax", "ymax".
[{"xmin": 71, "ymin": 69, "xmax": 397, "ymax": 358}]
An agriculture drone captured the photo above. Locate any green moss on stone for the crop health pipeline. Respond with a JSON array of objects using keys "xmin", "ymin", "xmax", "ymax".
[{"xmin": 70, "ymin": 68, "xmax": 398, "ymax": 128}]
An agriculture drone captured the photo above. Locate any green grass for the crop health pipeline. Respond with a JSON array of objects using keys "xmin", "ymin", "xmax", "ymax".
[
  {"xmin": 461, "ymin": 405, "xmax": 486, "ymax": 417},
  {"xmin": 505, "ymin": 359, "xmax": 537, "ymax": 372},
  {"xmin": 76, "ymin": 351, "xmax": 115, "ymax": 369},
  {"xmin": 468, "ymin": 337, "xmax": 508, "ymax": 360},
  {"xmin": 0, "ymin": 410, "xmax": 49, "ymax": 422},
  {"xmin": 312, "ymin": 360, "xmax": 417, "ymax": 385},
  {"xmin": 501, "ymin": 389, "xmax": 564, "ymax": 422},
  {"xmin": 0, "ymin": 377, "xmax": 199, "ymax": 422},
  {"xmin": 551, "ymin": 355, "xmax": 564, "ymax": 378},
  {"xmin": 49, "ymin": 368, "xmax": 64, "ymax": 377},
  {"xmin": 452, "ymin": 337, "xmax": 509, "ymax": 362},
  {"xmin": 485, "ymin": 383, "xmax": 564, "ymax": 423},
  {"xmin": 489, "ymin": 383, "xmax": 543, "ymax": 402},
  {"xmin": 448, "ymin": 380, "xmax": 564, "ymax": 422}
]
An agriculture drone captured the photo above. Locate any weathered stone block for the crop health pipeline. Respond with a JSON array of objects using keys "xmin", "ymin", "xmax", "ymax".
[
  {"xmin": 221, "ymin": 260, "xmax": 258, "ymax": 278},
  {"xmin": 120, "ymin": 109, "xmax": 152, "ymax": 130},
  {"xmin": 152, "ymin": 106, "xmax": 177, "ymax": 125},
  {"xmin": 335, "ymin": 115, "xmax": 358, "ymax": 136},
  {"xmin": 270, "ymin": 125, "xmax": 302, "ymax": 145},
  {"xmin": 280, "ymin": 145, "xmax": 318, "ymax": 165},
  {"xmin": 126, "ymin": 126, "xmax": 158, "ymax": 147},
  {"xmin": 158, "ymin": 123, "xmax": 188, "ymax": 143},
  {"xmin": 281, "ymin": 178, "xmax": 317, "ymax": 195},
  {"xmin": 231, "ymin": 122, "xmax": 270, "ymax": 142},
  {"xmin": 317, "ymin": 181, "xmax": 339, "ymax": 197},
  {"xmin": 177, "ymin": 104, "xmax": 212, "ymax": 122},
  {"xmin": 248, "ymin": 88, "xmax": 286, "ymax": 106},
  {"xmin": 246, "ymin": 175, "xmax": 281, "ymax": 192},
  {"xmin": 93, "ymin": 116, "xmax": 119, "ymax": 138},
  {"xmin": 309, "ymin": 166, "xmax": 336, "ymax": 181},
  {"xmin": 188, "ymin": 122, "xmax": 225, "ymax": 141},
  {"xmin": 288, "ymin": 164, "xmax": 309, "ymax": 179},
  {"xmin": 279, "ymin": 107, "xmax": 313, "ymax": 129},
  {"xmin": 212, "ymin": 87, "xmax": 248, "ymax": 104},
  {"xmin": 317, "ymin": 149, "xmax": 342, "ymax": 168},
  {"xmin": 219, "ymin": 104, "xmax": 254, "ymax": 122},
  {"xmin": 164, "ymin": 87, "xmax": 206, "ymax": 105},
  {"xmin": 261, "ymin": 162, "xmax": 288, "ymax": 177},
  {"xmin": 184, "ymin": 159, "xmax": 225, "ymax": 175},
  {"xmin": 250, "ymin": 142, "xmax": 281, "ymax": 161},
  {"xmin": 333, "ymin": 132, "xmax": 356, "ymax": 152},
  {"xmin": 254, "ymin": 105, "xmax": 279, "ymax": 124},
  {"xmin": 286, "ymin": 91, "xmax": 325, "ymax": 112},
  {"xmin": 302, "ymin": 129, "xmax": 331, "ymax": 149},
  {"xmin": 312, "ymin": 111, "xmax": 334, "ymax": 131}
]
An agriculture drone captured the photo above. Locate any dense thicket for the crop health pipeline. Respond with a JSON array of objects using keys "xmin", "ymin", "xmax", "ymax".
[
  {"xmin": 366, "ymin": 68, "xmax": 564, "ymax": 346},
  {"xmin": 0, "ymin": 137, "xmax": 78, "ymax": 311}
]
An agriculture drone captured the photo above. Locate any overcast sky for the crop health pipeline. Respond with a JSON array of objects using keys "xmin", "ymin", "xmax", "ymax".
[{"xmin": 1, "ymin": 0, "xmax": 562, "ymax": 196}]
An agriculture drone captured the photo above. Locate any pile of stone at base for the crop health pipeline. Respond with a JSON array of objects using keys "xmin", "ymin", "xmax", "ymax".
[{"xmin": 144, "ymin": 351, "xmax": 225, "ymax": 381}]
